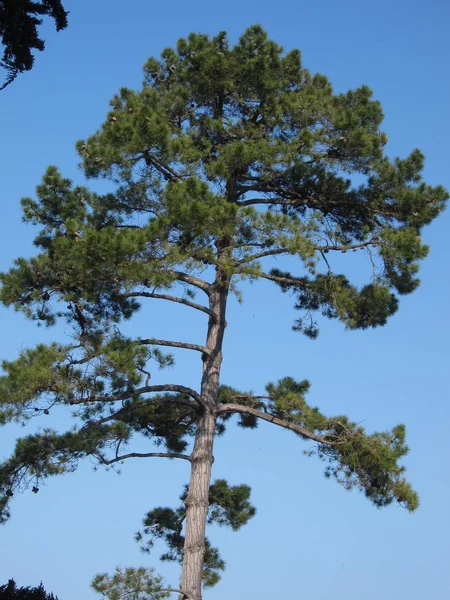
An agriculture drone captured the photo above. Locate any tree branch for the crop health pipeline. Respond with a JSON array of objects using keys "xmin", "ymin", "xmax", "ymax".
[
  {"xmin": 236, "ymin": 248, "xmax": 290, "ymax": 265},
  {"xmin": 259, "ymin": 271, "xmax": 308, "ymax": 288},
  {"xmin": 236, "ymin": 239, "xmax": 380, "ymax": 267},
  {"xmin": 83, "ymin": 400, "xmax": 198, "ymax": 430},
  {"xmin": 0, "ymin": 71, "xmax": 16, "ymax": 92},
  {"xmin": 232, "ymin": 394, "xmax": 271, "ymax": 402},
  {"xmin": 124, "ymin": 291, "xmax": 214, "ymax": 318},
  {"xmin": 139, "ymin": 338, "xmax": 210, "ymax": 356},
  {"xmin": 143, "ymin": 151, "xmax": 182, "ymax": 182},
  {"xmin": 70, "ymin": 384, "xmax": 203, "ymax": 408},
  {"xmin": 169, "ymin": 270, "xmax": 211, "ymax": 295},
  {"xmin": 314, "ymin": 238, "xmax": 380, "ymax": 253},
  {"xmin": 99, "ymin": 451, "xmax": 192, "ymax": 464},
  {"xmin": 237, "ymin": 197, "xmax": 305, "ymax": 207},
  {"xmin": 216, "ymin": 404, "xmax": 332, "ymax": 444}
]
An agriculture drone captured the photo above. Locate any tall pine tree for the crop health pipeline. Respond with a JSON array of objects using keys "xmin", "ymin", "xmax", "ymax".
[{"xmin": 0, "ymin": 26, "xmax": 447, "ymax": 600}]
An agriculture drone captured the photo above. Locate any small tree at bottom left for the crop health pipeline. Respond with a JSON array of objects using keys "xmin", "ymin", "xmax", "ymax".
[{"xmin": 0, "ymin": 579, "xmax": 59, "ymax": 600}]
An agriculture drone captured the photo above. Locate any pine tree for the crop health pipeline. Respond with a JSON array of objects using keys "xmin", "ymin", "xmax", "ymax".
[
  {"xmin": 0, "ymin": 0, "xmax": 69, "ymax": 90},
  {"xmin": 0, "ymin": 26, "xmax": 447, "ymax": 600}
]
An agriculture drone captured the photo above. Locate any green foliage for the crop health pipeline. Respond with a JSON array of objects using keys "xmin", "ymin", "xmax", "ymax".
[
  {"xmin": 207, "ymin": 479, "xmax": 256, "ymax": 530},
  {"xmin": 0, "ymin": 335, "xmax": 174, "ymax": 424},
  {"xmin": 136, "ymin": 480, "xmax": 255, "ymax": 587},
  {"xmin": 0, "ymin": 1, "xmax": 69, "ymax": 90},
  {"xmin": 218, "ymin": 377, "xmax": 418, "ymax": 510},
  {"xmin": 0, "ymin": 395, "xmax": 203, "ymax": 522},
  {"xmin": 2, "ymin": 26, "xmax": 447, "ymax": 335},
  {"xmin": 92, "ymin": 567, "xmax": 170, "ymax": 600},
  {"xmin": 316, "ymin": 422, "xmax": 418, "ymax": 510},
  {"xmin": 0, "ymin": 428, "xmax": 111, "ymax": 522},
  {"xmin": 271, "ymin": 269, "xmax": 400, "ymax": 338},
  {"xmin": 1, "ymin": 27, "xmax": 446, "ymax": 337}
]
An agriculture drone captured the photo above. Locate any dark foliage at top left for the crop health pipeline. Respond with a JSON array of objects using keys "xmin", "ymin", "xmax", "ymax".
[{"xmin": 0, "ymin": 0, "xmax": 68, "ymax": 90}]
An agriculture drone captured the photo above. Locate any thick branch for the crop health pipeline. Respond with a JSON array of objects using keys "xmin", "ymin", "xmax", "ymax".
[
  {"xmin": 170, "ymin": 270, "xmax": 212, "ymax": 295},
  {"xmin": 99, "ymin": 452, "xmax": 191, "ymax": 464},
  {"xmin": 216, "ymin": 404, "xmax": 332, "ymax": 444},
  {"xmin": 70, "ymin": 384, "xmax": 203, "ymax": 407},
  {"xmin": 125, "ymin": 291, "xmax": 214, "ymax": 318},
  {"xmin": 139, "ymin": 338, "xmax": 210, "ymax": 356}
]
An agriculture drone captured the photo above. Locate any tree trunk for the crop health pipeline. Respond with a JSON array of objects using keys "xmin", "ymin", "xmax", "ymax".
[
  {"xmin": 180, "ymin": 410, "xmax": 216, "ymax": 600},
  {"xmin": 180, "ymin": 283, "xmax": 228, "ymax": 600}
]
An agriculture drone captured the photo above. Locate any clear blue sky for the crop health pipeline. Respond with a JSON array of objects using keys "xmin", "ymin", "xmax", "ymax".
[{"xmin": 1, "ymin": 1, "xmax": 449, "ymax": 599}]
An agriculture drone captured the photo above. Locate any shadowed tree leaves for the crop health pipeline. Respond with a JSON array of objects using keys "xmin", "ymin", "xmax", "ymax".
[
  {"xmin": 0, "ymin": 0, "xmax": 69, "ymax": 90},
  {"xmin": 0, "ymin": 579, "xmax": 59, "ymax": 600}
]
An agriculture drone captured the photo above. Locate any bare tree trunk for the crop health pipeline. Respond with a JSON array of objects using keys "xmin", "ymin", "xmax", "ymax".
[
  {"xmin": 180, "ymin": 410, "xmax": 216, "ymax": 600},
  {"xmin": 180, "ymin": 282, "xmax": 228, "ymax": 600}
]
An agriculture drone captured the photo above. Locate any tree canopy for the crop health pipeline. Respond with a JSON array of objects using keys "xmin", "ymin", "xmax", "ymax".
[
  {"xmin": 0, "ymin": 26, "xmax": 447, "ymax": 600},
  {"xmin": 0, "ymin": 0, "xmax": 69, "ymax": 90}
]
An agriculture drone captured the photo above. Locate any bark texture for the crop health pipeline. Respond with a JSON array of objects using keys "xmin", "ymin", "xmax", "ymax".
[
  {"xmin": 180, "ymin": 281, "xmax": 228, "ymax": 600},
  {"xmin": 180, "ymin": 411, "xmax": 216, "ymax": 600}
]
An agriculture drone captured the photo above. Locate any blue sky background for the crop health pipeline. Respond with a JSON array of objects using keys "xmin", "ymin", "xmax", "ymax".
[{"xmin": 0, "ymin": 1, "xmax": 449, "ymax": 599}]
